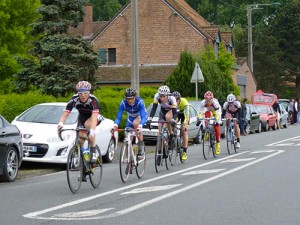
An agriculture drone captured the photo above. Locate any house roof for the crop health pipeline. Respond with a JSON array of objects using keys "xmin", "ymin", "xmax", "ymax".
[
  {"xmin": 96, "ymin": 64, "xmax": 177, "ymax": 84},
  {"xmin": 68, "ymin": 21, "xmax": 109, "ymax": 40},
  {"xmin": 221, "ymin": 31, "xmax": 234, "ymax": 46}
]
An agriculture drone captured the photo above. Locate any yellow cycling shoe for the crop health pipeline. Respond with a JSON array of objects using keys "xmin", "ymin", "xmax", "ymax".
[
  {"xmin": 215, "ymin": 142, "xmax": 220, "ymax": 155},
  {"xmin": 181, "ymin": 152, "xmax": 187, "ymax": 161}
]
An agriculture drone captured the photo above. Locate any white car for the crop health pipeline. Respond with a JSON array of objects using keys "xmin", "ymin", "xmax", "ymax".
[{"xmin": 12, "ymin": 102, "xmax": 117, "ymax": 164}]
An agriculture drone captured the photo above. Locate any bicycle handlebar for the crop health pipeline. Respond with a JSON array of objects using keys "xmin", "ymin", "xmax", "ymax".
[{"xmin": 58, "ymin": 127, "xmax": 89, "ymax": 141}]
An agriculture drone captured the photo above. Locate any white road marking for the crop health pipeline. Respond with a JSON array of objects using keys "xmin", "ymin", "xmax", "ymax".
[
  {"xmin": 266, "ymin": 136, "xmax": 300, "ymax": 146},
  {"xmin": 220, "ymin": 158, "xmax": 256, "ymax": 163},
  {"xmin": 54, "ymin": 209, "xmax": 114, "ymax": 218},
  {"xmin": 182, "ymin": 169, "xmax": 226, "ymax": 175},
  {"xmin": 23, "ymin": 151, "xmax": 247, "ymax": 220},
  {"xmin": 121, "ymin": 184, "xmax": 182, "ymax": 195},
  {"xmin": 23, "ymin": 150, "xmax": 284, "ymax": 221},
  {"xmin": 250, "ymin": 150, "xmax": 276, "ymax": 154}
]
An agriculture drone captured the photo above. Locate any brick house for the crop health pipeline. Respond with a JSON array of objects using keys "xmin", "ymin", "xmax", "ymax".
[{"xmin": 70, "ymin": 1, "xmax": 256, "ymax": 99}]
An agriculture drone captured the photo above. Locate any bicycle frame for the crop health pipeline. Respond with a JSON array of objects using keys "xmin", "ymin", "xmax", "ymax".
[
  {"xmin": 224, "ymin": 118, "xmax": 237, "ymax": 154},
  {"xmin": 199, "ymin": 117, "xmax": 217, "ymax": 159}
]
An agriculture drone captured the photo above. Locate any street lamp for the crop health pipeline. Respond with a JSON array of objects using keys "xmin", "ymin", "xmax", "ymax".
[{"xmin": 247, "ymin": 2, "xmax": 281, "ymax": 73}]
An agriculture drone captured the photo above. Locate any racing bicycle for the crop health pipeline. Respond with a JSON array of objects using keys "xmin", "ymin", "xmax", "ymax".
[
  {"xmin": 224, "ymin": 117, "xmax": 238, "ymax": 154},
  {"xmin": 113, "ymin": 128, "xmax": 146, "ymax": 183},
  {"xmin": 170, "ymin": 123, "xmax": 185, "ymax": 165},
  {"xmin": 59, "ymin": 127, "xmax": 103, "ymax": 194},
  {"xmin": 199, "ymin": 117, "xmax": 217, "ymax": 160}
]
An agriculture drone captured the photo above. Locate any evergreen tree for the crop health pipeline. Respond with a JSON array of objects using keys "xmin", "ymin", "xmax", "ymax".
[{"xmin": 14, "ymin": 0, "xmax": 99, "ymax": 97}]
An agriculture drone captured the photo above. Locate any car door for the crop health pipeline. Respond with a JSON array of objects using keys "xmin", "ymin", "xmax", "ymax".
[
  {"xmin": 249, "ymin": 104, "xmax": 260, "ymax": 131},
  {"xmin": 188, "ymin": 104, "xmax": 198, "ymax": 137},
  {"xmin": 268, "ymin": 106, "xmax": 276, "ymax": 127}
]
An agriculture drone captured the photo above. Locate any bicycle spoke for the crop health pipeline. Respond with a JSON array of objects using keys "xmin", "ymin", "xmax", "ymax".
[
  {"xmin": 89, "ymin": 146, "xmax": 102, "ymax": 188},
  {"xmin": 119, "ymin": 143, "xmax": 130, "ymax": 183},
  {"xmin": 136, "ymin": 142, "xmax": 146, "ymax": 179},
  {"xmin": 155, "ymin": 138, "xmax": 163, "ymax": 173},
  {"xmin": 66, "ymin": 146, "xmax": 83, "ymax": 194},
  {"xmin": 202, "ymin": 130, "xmax": 211, "ymax": 160}
]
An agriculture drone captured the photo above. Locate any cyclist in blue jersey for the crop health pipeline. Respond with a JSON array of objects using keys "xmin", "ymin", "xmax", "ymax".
[{"xmin": 114, "ymin": 88, "xmax": 148, "ymax": 158}]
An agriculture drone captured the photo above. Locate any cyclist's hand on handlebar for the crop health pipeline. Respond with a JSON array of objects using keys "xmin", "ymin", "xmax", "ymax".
[
  {"xmin": 137, "ymin": 124, "xmax": 143, "ymax": 131},
  {"xmin": 171, "ymin": 119, "xmax": 176, "ymax": 127},
  {"xmin": 196, "ymin": 118, "xmax": 201, "ymax": 126},
  {"xmin": 146, "ymin": 119, "xmax": 152, "ymax": 128}
]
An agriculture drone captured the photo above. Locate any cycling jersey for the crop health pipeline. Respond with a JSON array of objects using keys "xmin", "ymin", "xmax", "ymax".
[
  {"xmin": 222, "ymin": 101, "xmax": 241, "ymax": 119},
  {"xmin": 114, "ymin": 97, "xmax": 148, "ymax": 128},
  {"xmin": 65, "ymin": 94, "xmax": 100, "ymax": 125},
  {"xmin": 150, "ymin": 93, "xmax": 178, "ymax": 120},
  {"xmin": 199, "ymin": 98, "xmax": 221, "ymax": 122},
  {"xmin": 177, "ymin": 97, "xmax": 190, "ymax": 125}
]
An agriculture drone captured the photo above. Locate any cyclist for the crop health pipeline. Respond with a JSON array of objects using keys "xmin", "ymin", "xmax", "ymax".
[
  {"xmin": 222, "ymin": 93, "xmax": 241, "ymax": 148},
  {"xmin": 196, "ymin": 91, "xmax": 222, "ymax": 154},
  {"xmin": 172, "ymin": 91, "xmax": 189, "ymax": 161},
  {"xmin": 114, "ymin": 87, "xmax": 148, "ymax": 159},
  {"xmin": 147, "ymin": 85, "xmax": 178, "ymax": 164},
  {"xmin": 57, "ymin": 81, "xmax": 102, "ymax": 166}
]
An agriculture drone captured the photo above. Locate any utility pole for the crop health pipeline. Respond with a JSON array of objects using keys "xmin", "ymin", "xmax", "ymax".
[{"xmin": 131, "ymin": 0, "xmax": 139, "ymax": 93}]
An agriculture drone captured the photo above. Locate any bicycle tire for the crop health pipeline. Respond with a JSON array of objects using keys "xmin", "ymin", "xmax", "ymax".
[
  {"xmin": 169, "ymin": 137, "xmax": 177, "ymax": 166},
  {"xmin": 66, "ymin": 145, "xmax": 83, "ymax": 194},
  {"xmin": 119, "ymin": 143, "xmax": 131, "ymax": 183},
  {"xmin": 226, "ymin": 126, "xmax": 234, "ymax": 154},
  {"xmin": 136, "ymin": 142, "xmax": 146, "ymax": 179},
  {"xmin": 155, "ymin": 137, "xmax": 163, "ymax": 173},
  {"xmin": 164, "ymin": 143, "xmax": 170, "ymax": 170},
  {"xmin": 89, "ymin": 145, "xmax": 103, "ymax": 188},
  {"xmin": 211, "ymin": 134, "xmax": 216, "ymax": 158},
  {"xmin": 202, "ymin": 130, "xmax": 212, "ymax": 160},
  {"xmin": 177, "ymin": 138, "xmax": 184, "ymax": 163}
]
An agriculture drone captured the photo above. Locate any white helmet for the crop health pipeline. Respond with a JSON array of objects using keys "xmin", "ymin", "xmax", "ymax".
[
  {"xmin": 227, "ymin": 93, "xmax": 236, "ymax": 103},
  {"xmin": 158, "ymin": 85, "xmax": 170, "ymax": 95}
]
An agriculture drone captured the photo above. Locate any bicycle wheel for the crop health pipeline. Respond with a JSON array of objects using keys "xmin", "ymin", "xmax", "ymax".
[
  {"xmin": 164, "ymin": 142, "xmax": 170, "ymax": 170},
  {"xmin": 226, "ymin": 127, "xmax": 235, "ymax": 154},
  {"xmin": 119, "ymin": 143, "xmax": 131, "ymax": 183},
  {"xmin": 169, "ymin": 137, "xmax": 177, "ymax": 166},
  {"xmin": 136, "ymin": 142, "xmax": 146, "ymax": 179},
  {"xmin": 202, "ymin": 130, "xmax": 212, "ymax": 160},
  {"xmin": 89, "ymin": 145, "xmax": 103, "ymax": 188},
  {"xmin": 66, "ymin": 145, "xmax": 83, "ymax": 194},
  {"xmin": 155, "ymin": 137, "xmax": 163, "ymax": 173},
  {"xmin": 233, "ymin": 136, "xmax": 238, "ymax": 153},
  {"xmin": 177, "ymin": 137, "xmax": 184, "ymax": 163},
  {"xmin": 211, "ymin": 134, "xmax": 216, "ymax": 158}
]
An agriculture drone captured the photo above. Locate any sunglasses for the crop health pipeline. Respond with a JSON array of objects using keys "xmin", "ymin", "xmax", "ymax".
[
  {"xmin": 126, "ymin": 97, "xmax": 135, "ymax": 101},
  {"xmin": 159, "ymin": 94, "xmax": 167, "ymax": 98},
  {"xmin": 78, "ymin": 91, "xmax": 89, "ymax": 96}
]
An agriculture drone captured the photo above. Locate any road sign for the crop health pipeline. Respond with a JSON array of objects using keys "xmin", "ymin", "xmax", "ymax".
[{"xmin": 190, "ymin": 62, "xmax": 204, "ymax": 100}]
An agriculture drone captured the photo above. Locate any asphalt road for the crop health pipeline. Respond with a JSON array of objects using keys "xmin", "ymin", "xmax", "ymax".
[{"xmin": 3, "ymin": 124, "xmax": 300, "ymax": 225}]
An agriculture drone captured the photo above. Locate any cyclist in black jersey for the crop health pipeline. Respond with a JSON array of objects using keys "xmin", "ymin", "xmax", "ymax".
[{"xmin": 57, "ymin": 81, "xmax": 102, "ymax": 164}]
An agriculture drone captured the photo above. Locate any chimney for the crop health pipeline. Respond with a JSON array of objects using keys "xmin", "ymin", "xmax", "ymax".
[{"xmin": 83, "ymin": 3, "xmax": 93, "ymax": 38}]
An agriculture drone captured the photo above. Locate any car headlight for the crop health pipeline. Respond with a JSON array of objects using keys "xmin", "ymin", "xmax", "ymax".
[{"xmin": 47, "ymin": 134, "xmax": 71, "ymax": 143}]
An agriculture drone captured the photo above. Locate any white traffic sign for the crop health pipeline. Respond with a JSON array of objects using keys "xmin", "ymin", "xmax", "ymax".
[{"xmin": 191, "ymin": 62, "xmax": 204, "ymax": 83}]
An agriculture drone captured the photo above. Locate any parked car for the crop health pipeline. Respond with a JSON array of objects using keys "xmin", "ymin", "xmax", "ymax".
[
  {"xmin": 278, "ymin": 99, "xmax": 289, "ymax": 112},
  {"xmin": 245, "ymin": 104, "xmax": 262, "ymax": 134},
  {"xmin": 279, "ymin": 103, "xmax": 288, "ymax": 128},
  {"xmin": 142, "ymin": 103, "xmax": 201, "ymax": 144},
  {"xmin": 0, "ymin": 115, "xmax": 23, "ymax": 182},
  {"xmin": 12, "ymin": 103, "xmax": 117, "ymax": 164},
  {"xmin": 189, "ymin": 100, "xmax": 226, "ymax": 138},
  {"xmin": 255, "ymin": 104, "xmax": 277, "ymax": 131}
]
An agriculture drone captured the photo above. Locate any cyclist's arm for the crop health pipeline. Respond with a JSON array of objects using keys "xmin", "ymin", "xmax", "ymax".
[
  {"xmin": 114, "ymin": 101, "xmax": 125, "ymax": 126},
  {"xmin": 183, "ymin": 105, "xmax": 190, "ymax": 126},
  {"xmin": 149, "ymin": 102, "xmax": 158, "ymax": 118},
  {"xmin": 90, "ymin": 111, "xmax": 98, "ymax": 130},
  {"xmin": 139, "ymin": 100, "xmax": 148, "ymax": 126},
  {"xmin": 59, "ymin": 111, "xmax": 70, "ymax": 124}
]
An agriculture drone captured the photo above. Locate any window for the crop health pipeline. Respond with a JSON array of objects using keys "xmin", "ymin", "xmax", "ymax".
[
  {"xmin": 99, "ymin": 48, "xmax": 107, "ymax": 64},
  {"xmin": 108, "ymin": 48, "xmax": 116, "ymax": 65}
]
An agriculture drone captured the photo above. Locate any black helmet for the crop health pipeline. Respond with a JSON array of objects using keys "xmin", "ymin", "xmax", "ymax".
[
  {"xmin": 173, "ymin": 91, "xmax": 181, "ymax": 100},
  {"xmin": 125, "ymin": 87, "xmax": 137, "ymax": 98}
]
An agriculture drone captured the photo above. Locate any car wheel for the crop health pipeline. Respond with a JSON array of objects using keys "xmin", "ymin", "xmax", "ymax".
[
  {"xmin": 256, "ymin": 122, "xmax": 262, "ymax": 133},
  {"xmin": 245, "ymin": 124, "xmax": 250, "ymax": 134},
  {"xmin": 0, "ymin": 146, "xmax": 19, "ymax": 182},
  {"xmin": 264, "ymin": 123, "xmax": 269, "ymax": 132},
  {"xmin": 283, "ymin": 123, "xmax": 287, "ymax": 128},
  {"xmin": 103, "ymin": 138, "xmax": 115, "ymax": 163}
]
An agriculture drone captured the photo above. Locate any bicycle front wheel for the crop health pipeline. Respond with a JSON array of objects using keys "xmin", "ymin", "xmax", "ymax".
[
  {"xmin": 136, "ymin": 142, "xmax": 146, "ymax": 179},
  {"xmin": 155, "ymin": 137, "xmax": 163, "ymax": 173},
  {"xmin": 226, "ymin": 127, "xmax": 234, "ymax": 154},
  {"xmin": 169, "ymin": 137, "xmax": 177, "ymax": 166},
  {"xmin": 119, "ymin": 143, "xmax": 131, "ymax": 183},
  {"xmin": 66, "ymin": 145, "xmax": 83, "ymax": 194},
  {"xmin": 202, "ymin": 130, "xmax": 212, "ymax": 160},
  {"xmin": 89, "ymin": 145, "xmax": 103, "ymax": 188}
]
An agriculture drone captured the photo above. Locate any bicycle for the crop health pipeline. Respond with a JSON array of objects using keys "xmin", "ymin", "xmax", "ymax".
[
  {"xmin": 59, "ymin": 127, "xmax": 103, "ymax": 194},
  {"xmin": 149, "ymin": 120, "xmax": 172, "ymax": 173},
  {"xmin": 171, "ymin": 123, "xmax": 185, "ymax": 165},
  {"xmin": 113, "ymin": 128, "xmax": 146, "ymax": 183},
  {"xmin": 224, "ymin": 117, "xmax": 238, "ymax": 154},
  {"xmin": 199, "ymin": 117, "xmax": 217, "ymax": 160}
]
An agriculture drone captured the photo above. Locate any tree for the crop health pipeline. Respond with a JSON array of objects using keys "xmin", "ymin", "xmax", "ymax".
[
  {"xmin": 90, "ymin": 0, "xmax": 122, "ymax": 21},
  {"xmin": 14, "ymin": 0, "xmax": 99, "ymax": 97},
  {"xmin": 165, "ymin": 45, "xmax": 238, "ymax": 102},
  {"xmin": 0, "ymin": 0, "xmax": 40, "ymax": 80}
]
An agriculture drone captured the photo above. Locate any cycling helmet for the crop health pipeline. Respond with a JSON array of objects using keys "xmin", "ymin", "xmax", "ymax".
[
  {"xmin": 173, "ymin": 91, "xmax": 181, "ymax": 100},
  {"xmin": 158, "ymin": 85, "xmax": 170, "ymax": 95},
  {"xmin": 227, "ymin": 93, "xmax": 236, "ymax": 103},
  {"xmin": 125, "ymin": 87, "xmax": 137, "ymax": 98},
  {"xmin": 76, "ymin": 81, "xmax": 91, "ymax": 92},
  {"xmin": 204, "ymin": 91, "xmax": 214, "ymax": 100}
]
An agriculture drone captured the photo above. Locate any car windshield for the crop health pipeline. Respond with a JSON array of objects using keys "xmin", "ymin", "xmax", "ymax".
[
  {"xmin": 257, "ymin": 105, "xmax": 268, "ymax": 114},
  {"xmin": 16, "ymin": 105, "xmax": 78, "ymax": 125}
]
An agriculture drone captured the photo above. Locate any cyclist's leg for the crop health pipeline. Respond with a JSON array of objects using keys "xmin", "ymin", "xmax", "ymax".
[
  {"xmin": 84, "ymin": 113, "xmax": 99, "ymax": 163},
  {"xmin": 165, "ymin": 110, "xmax": 175, "ymax": 150},
  {"xmin": 131, "ymin": 116, "xmax": 145, "ymax": 157},
  {"xmin": 214, "ymin": 123, "xmax": 221, "ymax": 154},
  {"xmin": 179, "ymin": 114, "xmax": 188, "ymax": 161},
  {"xmin": 234, "ymin": 114, "xmax": 241, "ymax": 148}
]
